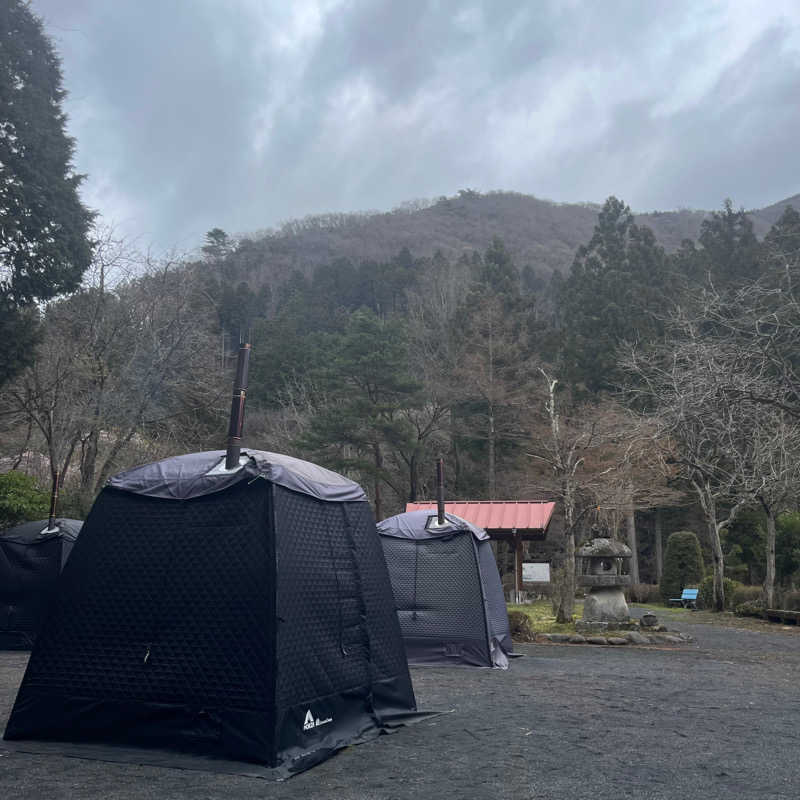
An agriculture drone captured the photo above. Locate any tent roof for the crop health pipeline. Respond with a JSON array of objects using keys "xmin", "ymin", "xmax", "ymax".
[
  {"xmin": 107, "ymin": 450, "xmax": 366, "ymax": 503},
  {"xmin": 0, "ymin": 518, "xmax": 83, "ymax": 544},
  {"xmin": 377, "ymin": 509, "xmax": 488, "ymax": 541},
  {"xmin": 405, "ymin": 501, "xmax": 555, "ymax": 532}
]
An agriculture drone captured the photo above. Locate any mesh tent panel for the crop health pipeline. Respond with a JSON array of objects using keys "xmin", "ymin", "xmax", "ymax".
[
  {"xmin": 476, "ymin": 539, "xmax": 513, "ymax": 653},
  {"xmin": 18, "ymin": 483, "xmax": 273, "ymax": 710},
  {"xmin": 382, "ymin": 534, "xmax": 486, "ymax": 640},
  {"xmin": 274, "ymin": 488, "xmax": 370, "ymax": 708},
  {"xmin": 275, "ymin": 488, "xmax": 412, "ymax": 711},
  {"xmin": 381, "ymin": 535, "xmax": 417, "ymax": 611},
  {"xmin": 342, "ymin": 501, "xmax": 411, "ymax": 687}
]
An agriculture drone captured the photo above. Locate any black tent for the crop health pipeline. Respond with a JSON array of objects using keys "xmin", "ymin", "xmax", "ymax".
[
  {"xmin": 377, "ymin": 510, "xmax": 513, "ymax": 668},
  {"xmin": 0, "ymin": 517, "xmax": 82, "ymax": 650},
  {"xmin": 4, "ymin": 450, "xmax": 418, "ymax": 775}
]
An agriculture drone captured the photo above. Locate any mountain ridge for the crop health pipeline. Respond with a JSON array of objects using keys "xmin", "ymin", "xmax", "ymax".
[{"xmin": 226, "ymin": 190, "xmax": 800, "ymax": 282}]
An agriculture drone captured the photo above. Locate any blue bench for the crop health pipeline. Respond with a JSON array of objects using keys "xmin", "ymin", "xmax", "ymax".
[{"xmin": 668, "ymin": 588, "xmax": 699, "ymax": 609}]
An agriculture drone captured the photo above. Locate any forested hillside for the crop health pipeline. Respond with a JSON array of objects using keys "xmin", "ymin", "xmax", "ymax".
[{"xmin": 211, "ymin": 189, "xmax": 800, "ymax": 292}]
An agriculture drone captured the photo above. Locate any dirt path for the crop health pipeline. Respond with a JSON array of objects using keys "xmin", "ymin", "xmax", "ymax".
[{"xmin": 1, "ymin": 616, "xmax": 799, "ymax": 800}]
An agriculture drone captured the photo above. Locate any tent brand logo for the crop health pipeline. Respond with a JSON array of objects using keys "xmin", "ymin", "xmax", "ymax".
[{"xmin": 303, "ymin": 709, "xmax": 333, "ymax": 731}]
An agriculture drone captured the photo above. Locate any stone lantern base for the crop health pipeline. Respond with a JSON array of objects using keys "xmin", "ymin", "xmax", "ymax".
[{"xmin": 582, "ymin": 586, "xmax": 630, "ymax": 624}]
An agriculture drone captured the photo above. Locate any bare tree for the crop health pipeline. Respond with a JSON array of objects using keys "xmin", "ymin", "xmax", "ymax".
[
  {"xmin": 747, "ymin": 408, "xmax": 800, "ymax": 608},
  {"xmin": 594, "ymin": 429, "xmax": 683, "ymax": 585},
  {"xmin": 389, "ymin": 403, "xmax": 450, "ymax": 503},
  {"xmin": 3, "ymin": 233, "xmax": 225, "ymax": 509},
  {"xmin": 4, "ymin": 316, "xmax": 84, "ymax": 495},
  {"xmin": 405, "ymin": 252, "xmax": 484, "ymax": 498},
  {"xmin": 623, "ymin": 214, "xmax": 800, "ymax": 607},
  {"xmin": 624, "ymin": 314, "xmax": 771, "ymax": 611},
  {"xmin": 690, "ymin": 213, "xmax": 800, "ymax": 421},
  {"xmin": 525, "ymin": 371, "xmax": 665, "ymax": 621},
  {"xmin": 454, "ymin": 292, "xmax": 530, "ymax": 498}
]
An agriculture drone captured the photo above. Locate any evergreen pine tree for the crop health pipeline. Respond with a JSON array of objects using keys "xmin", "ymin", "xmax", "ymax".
[
  {"xmin": 0, "ymin": 0, "xmax": 94, "ymax": 383},
  {"xmin": 560, "ymin": 197, "xmax": 668, "ymax": 394},
  {"xmin": 660, "ymin": 531, "xmax": 705, "ymax": 602},
  {"xmin": 696, "ymin": 199, "xmax": 761, "ymax": 284},
  {"xmin": 297, "ymin": 309, "xmax": 421, "ymax": 518}
]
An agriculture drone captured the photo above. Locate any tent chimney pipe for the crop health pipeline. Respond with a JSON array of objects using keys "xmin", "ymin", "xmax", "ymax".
[
  {"xmin": 225, "ymin": 337, "xmax": 251, "ymax": 469},
  {"xmin": 437, "ymin": 458, "xmax": 445, "ymax": 525},
  {"xmin": 48, "ymin": 469, "xmax": 60, "ymax": 531}
]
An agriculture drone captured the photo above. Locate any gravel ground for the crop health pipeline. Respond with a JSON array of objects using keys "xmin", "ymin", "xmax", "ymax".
[{"xmin": 1, "ymin": 609, "xmax": 799, "ymax": 800}]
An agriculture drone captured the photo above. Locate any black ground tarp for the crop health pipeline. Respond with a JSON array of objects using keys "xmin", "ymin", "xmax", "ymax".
[
  {"xmin": 4, "ymin": 451, "xmax": 423, "ymax": 776},
  {"xmin": 378, "ymin": 510, "xmax": 513, "ymax": 668},
  {"xmin": 0, "ymin": 518, "xmax": 82, "ymax": 650}
]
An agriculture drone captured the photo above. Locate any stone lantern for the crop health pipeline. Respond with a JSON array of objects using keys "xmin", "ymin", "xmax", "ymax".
[{"xmin": 577, "ymin": 538, "xmax": 632, "ymax": 628}]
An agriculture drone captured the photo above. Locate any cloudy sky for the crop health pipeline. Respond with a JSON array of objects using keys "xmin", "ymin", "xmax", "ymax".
[{"xmin": 35, "ymin": 0, "xmax": 800, "ymax": 252}]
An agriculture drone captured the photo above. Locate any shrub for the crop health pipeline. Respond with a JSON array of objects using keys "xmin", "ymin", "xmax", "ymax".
[
  {"xmin": 734, "ymin": 600, "xmax": 764, "ymax": 618},
  {"xmin": 776, "ymin": 513, "xmax": 800, "ymax": 585},
  {"xmin": 730, "ymin": 585, "xmax": 763, "ymax": 608},
  {"xmin": 507, "ymin": 610, "xmax": 535, "ymax": 642},
  {"xmin": 628, "ymin": 583, "xmax": 661, "ymax": 604},
  {"xmin": 0, "ymin": 471, "xmax": 49, "ymax": 529},
  {"xmin": 698, "ymin": 575, "xmax": 740, "ymax": 610},
  {"xmin": 660, "ymin": 531, "xmax": 705, "ymax": 602}
]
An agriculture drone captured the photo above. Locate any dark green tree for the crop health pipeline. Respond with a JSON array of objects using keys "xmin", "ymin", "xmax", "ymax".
[
  {"xmin": 520, "ymin": 263, "xmax": 543, "ymax": 296},
  {"xmin": 201, "ymin": 228, "xmax": 234, "ymax": 261},
  {"xmin": 722, "ymin": 510, "xmax": 766, "ymax": 584},
  {"xmin": 660, "ymin": 530, "xmax": 705, "ymax": 602},
  {"xmin": 0, "ymin": 0, "xmax": 94, "ymax": 383},
  {"xmin": 449, "ymin": 238, "xmax": 532, "ymax": 497},
  {"xmin": 477, "ymin": 237, "xmax": 520, "ymax": 299},
  {"xmin": 761, "ymin": 205, "xmax": 800, "ymax": 274},
  {"xmin": 695, "ymin": 199, "xmax": 761, "ymax": 284},
  {"xmin": 0, "ymin": 307, "xmax": 39, "ymax": 385},
  {"xmin": 357, "ymin": 248, "xmax": 421, "ymax": 315},
  {"xmin": 560, "ymin": 197, "xmax": 668, "ymax": 394},
  {"xmin": 297, "ymin": 309, "xmax": 421, "ymax": 518},
  {"xmin": 217, "ymin": 281, "xmax": 271, "ymax": 337},
  {"xmin": 776, "ymin": 512, "xmax": 800, "ymax": 586}
]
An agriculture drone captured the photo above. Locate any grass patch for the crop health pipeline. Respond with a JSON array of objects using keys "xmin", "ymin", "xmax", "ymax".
[{"xmin": 507, "ymin": 600, "xmax": 584, "ymax": 634}]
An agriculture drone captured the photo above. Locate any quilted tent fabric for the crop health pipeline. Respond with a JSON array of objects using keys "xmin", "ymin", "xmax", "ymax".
[
  {"xmin": 377, "ymin": 511, "xmax": 513, "ymax": 668},
  {"xmin": 4, "ymin": 454, "xmax": 417, "ymax": 776},
  {"xmin": 0, "ymin": 518, "xmax": 83, "ymax": 650}
]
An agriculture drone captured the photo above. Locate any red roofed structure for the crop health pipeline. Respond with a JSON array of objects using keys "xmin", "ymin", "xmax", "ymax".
[
  {"xmin": 405, "ymin": 501, "xmax": 554, "ymax": 533},
  {"xmin": 405, "ymin": 501, "xmax": 556, "ymax": 598}
]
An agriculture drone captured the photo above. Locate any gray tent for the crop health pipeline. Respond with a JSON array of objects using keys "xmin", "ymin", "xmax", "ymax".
[{"xmin": 377, "ymin": 510, "xmax": 513, "ymax": 668}]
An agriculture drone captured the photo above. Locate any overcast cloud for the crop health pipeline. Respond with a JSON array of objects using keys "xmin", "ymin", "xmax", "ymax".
[{"xmin": 35, "ymin": 0, "xmax": 800, "ymax": 252}]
